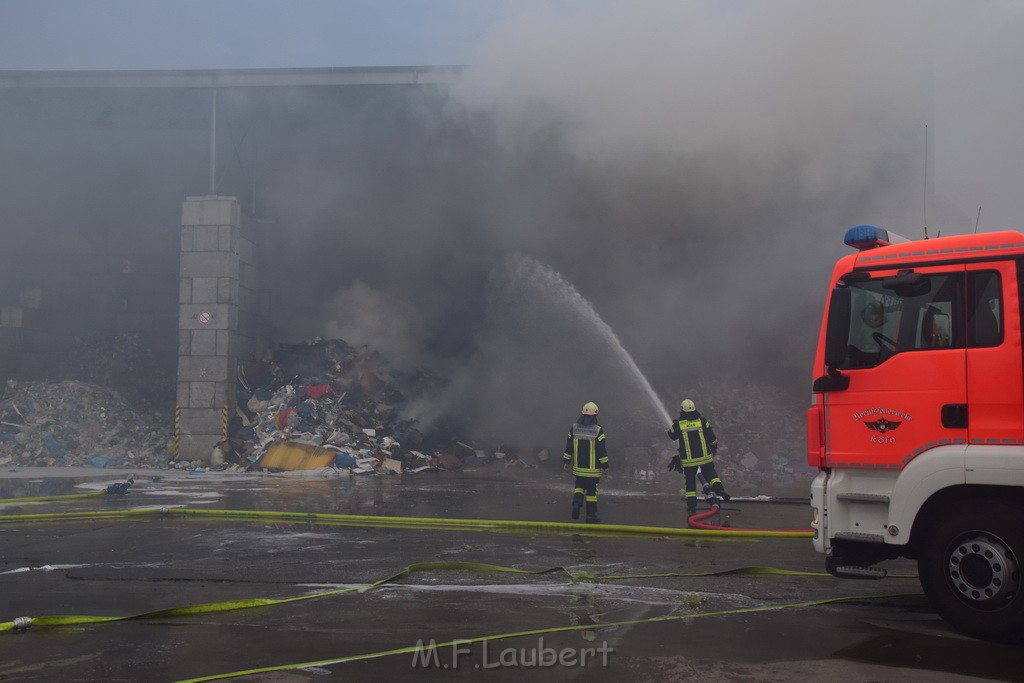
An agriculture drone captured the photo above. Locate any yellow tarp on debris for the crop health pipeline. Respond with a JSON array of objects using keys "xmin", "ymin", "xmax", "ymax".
[{"xmin": 256, "ymin": 441, "xmax": 336, "ymax": 471}]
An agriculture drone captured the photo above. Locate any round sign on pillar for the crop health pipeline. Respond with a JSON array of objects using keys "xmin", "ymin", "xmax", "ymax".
[{"xmin": 198, "ymin": 310, "xmax": 212, "ymax": 325}]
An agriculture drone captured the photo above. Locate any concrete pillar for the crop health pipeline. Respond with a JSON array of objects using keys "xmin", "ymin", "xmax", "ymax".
[{"xmin": 176, "ymin": 196, "xmax": 267, "ymax": 463}]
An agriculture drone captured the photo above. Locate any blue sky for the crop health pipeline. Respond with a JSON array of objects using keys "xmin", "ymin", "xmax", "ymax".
[{"xmin": 0, "ymin": 0, "xmax": 528, "ymax": 70}]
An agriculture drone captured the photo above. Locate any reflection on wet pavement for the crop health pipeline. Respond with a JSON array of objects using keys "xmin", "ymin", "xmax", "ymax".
[{"xmin": 0, "ymin": 466, "xmax": 1018, "ymax": 682}]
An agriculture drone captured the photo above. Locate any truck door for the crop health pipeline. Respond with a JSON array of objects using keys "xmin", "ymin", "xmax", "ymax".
[
  {"xmin": 823, "ymin": 266, "xmax": 967, "ymax": 468},
  {"xmin": 965, "ymin": 263, "xmax": 1023, "ymax": 444}
]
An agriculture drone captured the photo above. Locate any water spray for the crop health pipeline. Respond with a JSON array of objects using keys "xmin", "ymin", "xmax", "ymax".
[{"xmin": 503, "ymin": 254, "xmax": 671, "ymax": 427}]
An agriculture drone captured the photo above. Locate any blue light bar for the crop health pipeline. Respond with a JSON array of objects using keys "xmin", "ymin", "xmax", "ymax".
[{"xmin": 843, "ymin": 224, "xmax": 910, "ymax": 251}]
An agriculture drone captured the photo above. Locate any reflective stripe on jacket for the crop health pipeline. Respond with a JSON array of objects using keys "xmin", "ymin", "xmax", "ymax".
[
  {"xmin": 563, "ymin": 420, "xmax": 608, "ymax": 478},
  {"xmin": 667, "ymin": 413, "xmax": 716, "ymax": 467}
]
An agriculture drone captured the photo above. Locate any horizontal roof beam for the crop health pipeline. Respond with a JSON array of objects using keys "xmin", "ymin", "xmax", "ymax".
[{"xmin": 0, "ymin": 66, "xmax": 463, "ymax": 89}]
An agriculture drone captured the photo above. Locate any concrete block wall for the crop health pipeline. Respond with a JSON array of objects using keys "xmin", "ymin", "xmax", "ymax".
[{"xmin": 177, "ymin": 196, "xmax": 268, "ymax": 463}]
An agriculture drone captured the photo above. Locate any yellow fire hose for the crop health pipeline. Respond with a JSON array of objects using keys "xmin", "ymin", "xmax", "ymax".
[
  {"xmin": 0, "ymin": 491, "xmax": 108, "ymax": 504},
  {"xmin": 174, "ymin": 591, "xmax": 920, "ymax": 683},
  {"xmin": 0, "ymin": 497, "xmax": 919, "ymax": 682},
  {"xmin": 0, "ymin": 506, "xmax": 815, "ymax": 538},
  {"xmin": 0, "ymin": 560, "xmax": 841, "ymax": 634}
]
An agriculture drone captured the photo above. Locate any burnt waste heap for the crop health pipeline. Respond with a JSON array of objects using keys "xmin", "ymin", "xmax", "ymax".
[{"xmin": 0, "ymin": 338, "xmax": 529, "ymax": 474}]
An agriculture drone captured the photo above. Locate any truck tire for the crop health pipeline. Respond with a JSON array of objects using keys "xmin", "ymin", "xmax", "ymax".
[{"xmin": 918, "ymin": 498, "xmax": 1024, "ymax": 642}]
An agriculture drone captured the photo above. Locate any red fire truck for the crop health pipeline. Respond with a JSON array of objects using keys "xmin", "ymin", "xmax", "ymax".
[{"xmin": 808, "ymin": 224, "xmax": 1024, "ymax": 641}]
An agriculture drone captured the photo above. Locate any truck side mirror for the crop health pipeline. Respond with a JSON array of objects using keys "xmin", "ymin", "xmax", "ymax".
[{"xmin": 824, "ymin": 287, "xmax": 851, "ymax": 367}]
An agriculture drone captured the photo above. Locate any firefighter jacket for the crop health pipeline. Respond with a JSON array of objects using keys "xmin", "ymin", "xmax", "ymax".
[
  {"xmin": 667, "ymin": 410, "xmax": 717, "ymax": 467},
  {"xmin": 563, "ymin": 414, "xmax": 609, "ymax": 478}
]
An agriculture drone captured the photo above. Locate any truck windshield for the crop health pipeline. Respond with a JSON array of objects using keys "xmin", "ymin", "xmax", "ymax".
[{"xmin": 839, "ymin": 273, "xmax": 963, "ymax": 369}]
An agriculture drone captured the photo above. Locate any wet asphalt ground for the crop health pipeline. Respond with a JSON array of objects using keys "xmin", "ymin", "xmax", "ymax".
[{"xmin": 0, "ymin": 465, "xmax": 1020, "ymax": 682}]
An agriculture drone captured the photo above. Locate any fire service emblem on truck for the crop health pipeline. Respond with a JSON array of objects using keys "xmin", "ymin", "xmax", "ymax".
[
  {"xmin": 864, "ymin": 417, "xmax": 902, "ymax": 433},
  {"xmin": 850, "ymin": 409, "xmax": 911, "ymax": 445}
]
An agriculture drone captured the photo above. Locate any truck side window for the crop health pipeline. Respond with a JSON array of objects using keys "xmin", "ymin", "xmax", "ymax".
[
  {"xmin": 967, "ymin": 271, "xmax": 1002, "ymax": 348},
  {"xmin": 841, "ymin": 273, "xmax": 963, "ymax": 369},
  {"xmin": 905, "ymin": 274, "xmax": 961, "ymax": 352}
]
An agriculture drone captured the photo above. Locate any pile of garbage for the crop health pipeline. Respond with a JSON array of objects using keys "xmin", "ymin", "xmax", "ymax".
[
  {"xmin": 0, "ymin": 338, "xmax": 542, "ymax": 475},
  {"xmin": 187, "ymin": 338, "xmax": 520, "ymax": 475},
  {"xmin": 0, "ymin": 337, "xmax": 813, "ymax": 493},
  {"xmin": 0, "ymin": 379, "xmax": 173, "ymax": 469}
]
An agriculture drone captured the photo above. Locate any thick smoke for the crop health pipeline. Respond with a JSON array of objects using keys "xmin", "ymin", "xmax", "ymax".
[
  {"xmin": 4, "ymin": 1, "xmax": 1023, "ymax": 453},
  {"xmin": 259, "ymin": 1, "xmax": 1024, "ymax": 449}
]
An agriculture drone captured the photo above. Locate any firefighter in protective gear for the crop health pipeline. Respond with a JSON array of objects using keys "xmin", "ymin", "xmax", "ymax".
[
  {"xmin": 667, "ymin": 398, "xmax": 730, "ymax": 515},
  {"xmin": 563, "ymin": 401, "xmax": 609, "ymax": 523}
]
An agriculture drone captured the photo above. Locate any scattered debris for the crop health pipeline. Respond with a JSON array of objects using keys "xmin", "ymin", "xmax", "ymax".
[
  {"xmin": 169, "ymin": 338, "xmax": 539, "ymax": 477},
  {"xmin": 0, "ymin": 379, "xmax": 172, "ymax": 468},
  {"xmin": 0, "ymin": 338, "xmax": 815, "ymax": 494}
]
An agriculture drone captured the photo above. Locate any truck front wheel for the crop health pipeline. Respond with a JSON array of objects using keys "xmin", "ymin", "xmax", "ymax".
[{"xmin": 918, "ymin": 499, "xmax": 1024, "ymax": 642}]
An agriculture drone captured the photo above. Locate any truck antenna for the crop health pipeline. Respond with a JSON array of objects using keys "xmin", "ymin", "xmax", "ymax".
[
  {"xmin": 974, "ymin": 206, "xmax": 982, "ymax": 234},
  {"xmin": 923, "ymin": 124, "xmax": 929, "ymax": 239}
]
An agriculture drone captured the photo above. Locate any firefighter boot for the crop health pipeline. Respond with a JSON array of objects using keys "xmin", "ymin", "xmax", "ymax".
[
  {"xmin": 712, "ymin": 482, "xmax": 731, "ymax": 501},
  {"xmin": 585, "ymin": 501, "xmax": 601, "ymax": 524},
  {"xmin": 686, "ymin": 501, "xmax": 698, "ymax": 517},
  {"xmin": 571, "ymin": 492, "xmax": 584, "ymax": 520}
]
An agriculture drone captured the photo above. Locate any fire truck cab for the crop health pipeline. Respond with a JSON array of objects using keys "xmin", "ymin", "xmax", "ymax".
[{"xmin": 808, "ymin": 224, "xmax": 1024, "ymax": 642}]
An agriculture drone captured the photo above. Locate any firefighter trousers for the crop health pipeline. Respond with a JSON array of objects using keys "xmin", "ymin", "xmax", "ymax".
[
  {"xmin": 572, "ymin": 475, "xmax": 601, "ymax": 521},
  {"xmin": 681, "ymin": 461, "xmax": 724, "ymax": 510}
]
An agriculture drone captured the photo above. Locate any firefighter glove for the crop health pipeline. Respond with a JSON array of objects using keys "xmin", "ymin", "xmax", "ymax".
[{"xmin": 667, "ymin": 455, "xmax": 681, "ymax": 472}]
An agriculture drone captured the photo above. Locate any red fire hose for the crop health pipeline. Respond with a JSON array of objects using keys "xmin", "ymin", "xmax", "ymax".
[{"xmin": 688, "ymin": 504, "xmax": 814, "ymax": 533}]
